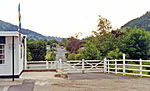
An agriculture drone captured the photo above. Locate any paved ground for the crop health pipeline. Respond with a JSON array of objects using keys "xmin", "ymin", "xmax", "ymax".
[
  {"xmin": 8, "ymin": 80, "xmax": 34, "ymax": 91},
  {"xmin": 33, "ymin": 72, "xmax": 150, "ymax": 91},
  {"xmin": 68, "ymin": 72, "xmax": 138, "ymax": 80},
  {"xmin": 1, "ymin": 72, "xmax": 150, "ymax": 91}
]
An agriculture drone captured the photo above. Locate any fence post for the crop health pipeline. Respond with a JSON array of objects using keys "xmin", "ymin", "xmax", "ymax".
[
  {"xmin": 46, "ymin": 59, "xmax": 49, "ymax": 69},
  {"xmin": 59, "ymin": 59, "xmax": 62, "ymax": 69},
  {"xmin": 115, "ymin": 59, "xmax": 117, "ymax": 74},
  {"xmin": 123, "ymin": 54, "xmax": 126, "ymax": 75},
  {"xmin": 50, "ymin": 61, "xmax": 52, "ymax": 69},
  {"xmin": 140, "ymin": 58, "xmax": 142, "ymax": 77},
  {"xmin": 108, "ymin": 59, "xmax": 110, "ymax": 74},
  {"xmin": 104, "ymin": 58, "xmax": 107, "ymax": 73},
  {"xmin": 82, "ymin": 59, "xmax": 85, "ymax": 74}
]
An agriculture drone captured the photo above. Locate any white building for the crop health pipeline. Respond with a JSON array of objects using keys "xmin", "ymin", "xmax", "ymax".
[{"xmin": 0, "ymin": 31, "xmax": 27, "ymax": 78}]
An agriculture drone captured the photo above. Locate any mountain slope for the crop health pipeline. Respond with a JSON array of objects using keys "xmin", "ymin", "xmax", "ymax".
[
  {"xmin": 0, "ymin": 20, "xmax": 62, "ymax": 41},
  {"xmin": 121, "ymin": 11, "xmax": 150, "ymax": 31}
]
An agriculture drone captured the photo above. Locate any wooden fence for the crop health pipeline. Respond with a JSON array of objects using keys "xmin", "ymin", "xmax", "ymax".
[
  {"xmin": 27, "ymin": 61, "xmax": 58, "ymax": 70},
  {"xmin": 104, "ymin": 54, "xmax": 150, "ymax": 77},
  {"xmin": 26, "ymin": 54, "xmax": 150, "ymax": 77}
]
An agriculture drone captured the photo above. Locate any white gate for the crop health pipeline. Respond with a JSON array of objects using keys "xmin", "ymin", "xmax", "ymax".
[
  {"xmin": 60, "ymin": 59, "xmax": 104, "ymax": 73},
  {"xmin": 26, "ymin": 59, "xmax": 104, "ymax": 73}
]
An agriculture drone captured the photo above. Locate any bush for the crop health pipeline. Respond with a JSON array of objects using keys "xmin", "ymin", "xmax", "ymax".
[
  {"xmin": 67, "ymin": 53, "xmax": 76, "ymax": 60},
  {"xmin": 50, "ymin": 51, "xmax": 56, "ymax": 61},
  {"xmin": 65, "ymin": 53, "xmax": 69, "ymax": 59},
  {"xmin": 75, "ymin": 53, "xmax": 84, "ymax": 60},
  {"xmin": 79, "ymin": 41, "xmax": 101, "ymax": 60},
  {"xmin": 106, "ymin": 48, "xmax": 123, "ymax": 60},
  {"xmin": 45, "ymin": 52, "xmax": 51, "ymax": 61}
]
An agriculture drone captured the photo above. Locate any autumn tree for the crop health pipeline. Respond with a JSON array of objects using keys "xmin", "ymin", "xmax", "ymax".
[{"xmin": 93, "ymin": 15, "xmax": 112, "ymax": 36}]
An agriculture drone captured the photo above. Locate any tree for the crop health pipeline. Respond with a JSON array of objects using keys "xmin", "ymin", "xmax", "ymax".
[
  {"xmin": 27, "ymin": 40, "xmax": 46, "ymax": 61},
  {"xmin": 124, "ymin": 28, "xmax": 150, "ymax": 59},
  {"xmin": 93, "ymin": 15, "xmax": 112, "ymax": 36},
  {"xmin": 50, "ymin": 51, "xmax": 56, "ymax": 61},
  {"xmin": 67, "ymin": 53, "xmax": 76, "ymax": 60},
  {"xmin": 106, "ymin": 48, "xmax": 123, "ymax": 60},
  {"xmin": 47, "ymin": 39, "xmax": 58, "ymax": 48},
  {"xmin": 66, "ymin": 37, "xmax": 84, "ymax": 53},
  {"xmin": 79, "ymin": 41, "xmax": 101, "ymax": 60},
  {"xmin": 27, "ymin": 48, "xmax": 32, "ymax": 61}
]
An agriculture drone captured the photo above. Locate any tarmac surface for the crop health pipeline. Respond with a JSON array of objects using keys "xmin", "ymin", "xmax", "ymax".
[
  {"xmin": 68, "ymin": 72, "xmax": 138, "ymax": 80},
  {"xmin": 8, "ymin": 80, "xmax": 34, "ymax": 91},
  {"xmin": 1, "ymin": 72, "xmax": 150, "ymax": 91}
]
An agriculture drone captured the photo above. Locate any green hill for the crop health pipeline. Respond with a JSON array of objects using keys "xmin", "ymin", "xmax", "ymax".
[
  {"xmin": 0, "ymin": 20, "xmax": 62, "ymax": 41},
  {"xmin": 121, "ymin": 11, "xmax": 150, "ymax": 31}
]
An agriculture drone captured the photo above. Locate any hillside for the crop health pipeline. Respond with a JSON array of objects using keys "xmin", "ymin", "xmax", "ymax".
[
  {"xmin": 0, "ymin": 20, "xmax": 62, "ymax": 41},
  {"xmin": 121, "ymin": 11, "xmax": 150, "ymax": 31}
]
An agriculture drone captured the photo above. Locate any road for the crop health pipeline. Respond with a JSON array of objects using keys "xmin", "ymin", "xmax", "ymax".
[
  {"xmin": 55, "ymin": 48, "xmax": 67, "ymax": 61},
  {"xmin": 1, "ymin": 72, "xmax": 150, "ymax": 91}
]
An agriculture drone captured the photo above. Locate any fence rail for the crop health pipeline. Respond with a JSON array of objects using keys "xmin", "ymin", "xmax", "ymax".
[
  {"xmin": 104, "ymin": 55, "xmax": 150, "ymax": 77},
  {"xmin": 26, "ymin": 54, "xmax": 150, "ymax": 77},
  {"xmin": 27, "ymin": 61, "xmax": 58, "ymax": 69}
]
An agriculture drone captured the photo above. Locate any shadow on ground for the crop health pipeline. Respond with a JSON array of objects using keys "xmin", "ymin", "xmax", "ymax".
[{"xmin": 68, "ymin": 72, "xmax": 138, "ymax": 80}]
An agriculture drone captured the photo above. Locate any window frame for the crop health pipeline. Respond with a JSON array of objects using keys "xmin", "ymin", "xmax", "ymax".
[{"xmin": 0, "ymin": 44, "xmax": 5, "ymax": 64}]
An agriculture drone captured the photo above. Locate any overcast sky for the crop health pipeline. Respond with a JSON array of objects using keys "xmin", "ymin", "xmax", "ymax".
[{"xmin": 0, "ymin": 0, "xmax": 150, "ymax": 38}]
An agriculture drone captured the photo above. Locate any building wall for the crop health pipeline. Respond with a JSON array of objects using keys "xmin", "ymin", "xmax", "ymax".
[{"xmin": 0, "ymin": 36, "xmax": 26, "ymax": 76}]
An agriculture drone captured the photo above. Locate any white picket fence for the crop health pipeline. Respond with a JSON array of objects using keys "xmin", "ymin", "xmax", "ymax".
[
  {"xmin": 26, "ymin": 59, "xmax": 104, "ymax": 73},
  {"xmin": 104, "ymin": 54, "xmax": 150, "ymax": 77},
  {"xmin": 26, "ymin": 54, "xmax": 150, "ymax": 77},
  {"xmin": 27, "ymin": 61, "xmax": 58, "ymax": 70}
]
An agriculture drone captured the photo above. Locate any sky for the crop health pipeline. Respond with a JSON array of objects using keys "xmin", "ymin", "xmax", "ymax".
[{"xmin": 0, "ymin": 0, "xmax": 150, "ymax": 38}]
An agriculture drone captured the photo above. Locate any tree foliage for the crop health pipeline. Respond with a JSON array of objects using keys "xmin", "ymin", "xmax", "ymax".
[
  {"xmin": 79, "ymin": 41, "xmax": 101, "ymax": 60},
  {"xmin": 77, "ymin": 15, "xmax": 150, "ymax": 60},
  {"xmin": 66, "ymin": 37, "xmax": 84, "ymax": 53},
  {"xmin": 27, "ymin": 40, "xmax": 46, "ymax": 61},
  {"xmin": 27, "ymin": 48, "xmax": 32, "ymax": 61},
  {"xmin": 123, "ymin": 28, "xmax": 150, "ymax": 59},
  {"xmin": 93, "ymin": 15, "xmax": 112, "ymax": 36}
]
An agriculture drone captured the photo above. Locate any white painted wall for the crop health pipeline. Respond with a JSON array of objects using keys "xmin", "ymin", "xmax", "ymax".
[{"xmin": 0, "ymin": 35, "xmax": 27, "ymax": 76}]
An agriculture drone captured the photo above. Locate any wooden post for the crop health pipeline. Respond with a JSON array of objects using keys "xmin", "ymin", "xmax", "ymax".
[
  {"xmin": 50, "ymin": 61, "xmax": 53, "ymax": 69},
  {"xmin": 82, "ymin": 59, "xmax": 85, "ymax": 74},
  {"xmin": 46, "ymin": 59, "xmax": 49, "ymax": 69},
  {"xmin": 104, "ymin": 58, "xmax": 107, "ymax": 73},
  {"xmin": 123, "ymin": 54, "xmax": 126, "ymax": 75},
  {"xmin": 115, "ymin": 59, "xmax": 117, "ymax": 74},
  {"xmin": 140, "ymin": 58, "xmax": 142, "ymax": 77},
  {"xmin": 59, "ymin": 59, "xmax": 62, "ymax": 69},
  {"xmin": 108, "ymin": 59, "xmax": 110, "ymax": 74}
]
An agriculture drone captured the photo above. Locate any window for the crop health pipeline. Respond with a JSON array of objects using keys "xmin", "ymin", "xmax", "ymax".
[
  {"xmin": 0, "ymin": 36, "xmax": 5, "ymax": 64},
  {"xmin": 0, "ymin": 37, "xmax": 5, "ymax": 44},
  {"xmin": 0, "ymin": 44, "xmax": 5, "ymax": 64}
]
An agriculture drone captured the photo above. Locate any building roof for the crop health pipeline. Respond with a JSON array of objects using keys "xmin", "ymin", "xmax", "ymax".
[{"xmin": 0, "ymin": 31, "xmax": 26, "ymax": 37}]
